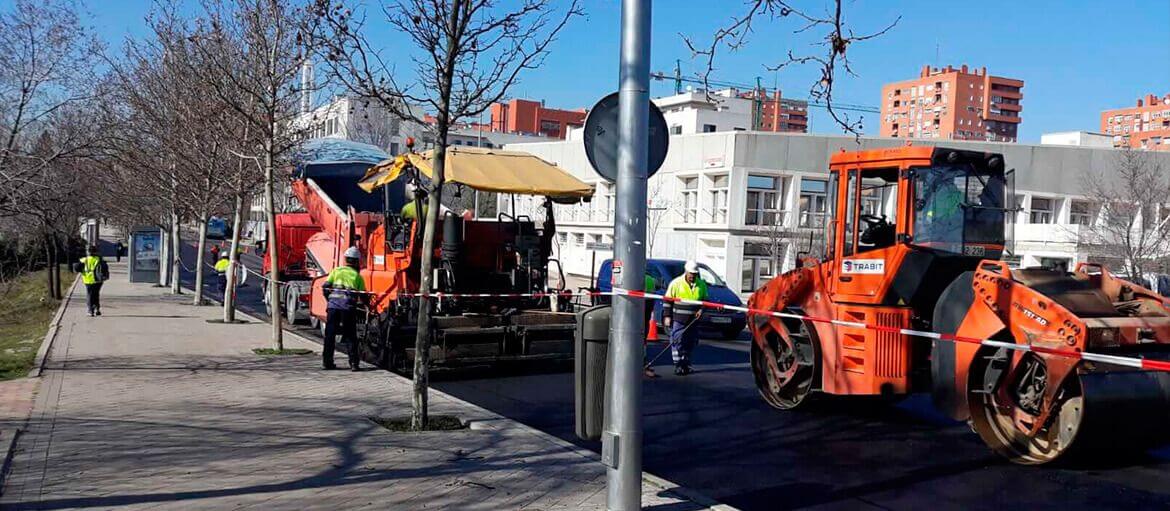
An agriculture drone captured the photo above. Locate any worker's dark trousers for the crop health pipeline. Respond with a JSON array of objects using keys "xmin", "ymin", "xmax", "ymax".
[
  {"xmin": 670, "ymin": 316, "xmax": 700, "ymax": 368},
  {"xmin": 323, "ymin": 308, "xmax": 359, "ymax": 369},
  {"xmin": 84, "ymin": 283, "xmax": 102, "ymax": 315},
  {"xmin": 217, "ymin": 274, "xmax": 228, "ymax": 302}
]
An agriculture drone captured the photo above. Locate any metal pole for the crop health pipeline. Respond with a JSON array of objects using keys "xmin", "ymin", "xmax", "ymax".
[{"xmin": 604, "ymin": 1, "xmax": 650, "ymax": 509}]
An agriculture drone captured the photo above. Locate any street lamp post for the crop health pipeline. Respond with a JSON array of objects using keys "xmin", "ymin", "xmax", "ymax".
[{"xmin": 604, "ymin": 0, "xmax": 651, "ymax": 510}]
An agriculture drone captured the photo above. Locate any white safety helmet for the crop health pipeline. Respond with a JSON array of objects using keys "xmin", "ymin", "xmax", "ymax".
[
  {"xmin": 684, "ymin": 260, "xmax": 699, "ymax": 274},
  {"xmin": 344, "ymin": 246, "xmax": 361, "ymax": 261}
]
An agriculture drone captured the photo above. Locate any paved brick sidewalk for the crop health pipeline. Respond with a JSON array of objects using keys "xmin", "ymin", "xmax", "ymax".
[{"xmin": 0, "ymin": 262, "xmax": 716, "ymax": 510}]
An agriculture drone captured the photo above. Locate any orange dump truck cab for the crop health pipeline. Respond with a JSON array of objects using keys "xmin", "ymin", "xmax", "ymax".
[{"xmin": 748, "ymin": 145, "xmax": 1170, "ymax": 464}]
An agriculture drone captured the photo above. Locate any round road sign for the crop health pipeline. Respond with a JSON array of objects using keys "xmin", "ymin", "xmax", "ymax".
[{"xmin": 582, "ymin": 92, "xmax": 669, "ymax": 182}]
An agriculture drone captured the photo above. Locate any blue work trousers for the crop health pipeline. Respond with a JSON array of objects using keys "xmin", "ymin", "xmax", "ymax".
[{"xmin": 670, "ymin": 315, "xmax": 701, "ymax": 367}]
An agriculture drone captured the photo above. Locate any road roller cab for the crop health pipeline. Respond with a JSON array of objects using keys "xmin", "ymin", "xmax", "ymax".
[{"xmin": 748, "ymin": 145, "xmax": 1170, "ymax": 464}]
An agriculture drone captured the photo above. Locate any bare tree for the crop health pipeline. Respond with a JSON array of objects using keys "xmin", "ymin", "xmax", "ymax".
[
  {"xmin": 682, "ymin": 0, "xmax": 899, "ymax": 134},
  {"xmin": 646, "ymin": 178, "xmax": 672, "ymax": 256},
  {"xmin": 1079, "ymin": 149, "xmax": 1170, "ymax": 282},
  {"xmin": 0, "ymin": 0, "xmax": 105, "ymax": 295},
  {"xmin": 313, "ymin": 0, "xmax": 581, "ymax": 430},
  {"xmin": 344, "ymin": 98, "xmax": 402, "ymax": 151},
  {"xmin": 188, "ymin": 0, "xmax": 318, "ymax": 349}
]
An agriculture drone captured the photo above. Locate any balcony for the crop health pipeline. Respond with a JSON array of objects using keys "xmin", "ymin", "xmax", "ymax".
[{"xmin": 1015, "ymin": 223, "xmax": 1083, "ymax": 246}]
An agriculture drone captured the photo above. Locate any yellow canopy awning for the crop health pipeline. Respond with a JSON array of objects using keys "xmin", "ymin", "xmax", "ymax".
[{"xmin": 358, "ymin": 146, "xmax": 594, "ymax": 200}]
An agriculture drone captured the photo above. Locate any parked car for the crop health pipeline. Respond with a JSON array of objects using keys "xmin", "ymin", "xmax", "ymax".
[{"xmin": 596, "ymin": 258, "xmax": 747, "ymax": 340}]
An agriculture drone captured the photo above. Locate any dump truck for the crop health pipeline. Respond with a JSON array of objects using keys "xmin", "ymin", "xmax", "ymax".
[
  {"xmin": 748, "ymin": 145, "xmax": 1170, "ymax": 464},
  {"xmin": 281, "ymin": 138, "xmax": 590, "ymax": 371}
]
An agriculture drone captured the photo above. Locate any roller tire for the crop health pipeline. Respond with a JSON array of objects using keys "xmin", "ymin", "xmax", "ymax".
[{"xmin": 751, "ymin": 319, "xmax": 819, "ymax": 410}]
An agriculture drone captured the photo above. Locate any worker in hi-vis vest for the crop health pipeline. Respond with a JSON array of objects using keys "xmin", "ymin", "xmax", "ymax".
[
  {"xmin": 77, "ymin": 245, "xmax": 108, "ymax": 317},
  {"xmin": 663, "ymin": 261, "xmax": 708, "ymax": 375},
  {"xmin": 321, "ymin": 247, "xmax": 367, "ymax": 371},
  {"xmin": 214, "ymin": 252, "xmax": 232, "ymax": 301}
]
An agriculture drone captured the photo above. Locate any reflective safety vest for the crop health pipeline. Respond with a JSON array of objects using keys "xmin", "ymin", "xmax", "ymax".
[
  {"xmin": 324, "ymin": 265, "xmax": 366, "ymax": 310},
  {"xmin": 80, "ymin": 256, "xmax": 103, "ymax": 285},
  {"xmin": 400, "ymin": 201, "xmax": 428, "ymax": 221},
  {"xmin": 664, "ymin": 275, "xmax": 708, "ymax": 322},
  {"xmin": 214, "ymin": 258, "xmax": 231, "ymax": 274}
]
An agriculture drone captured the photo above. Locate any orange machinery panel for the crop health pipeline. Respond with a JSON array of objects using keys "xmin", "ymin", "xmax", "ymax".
[{"xmin": 821, "ymin": 304, "xmax": 913, "ymax": 396}]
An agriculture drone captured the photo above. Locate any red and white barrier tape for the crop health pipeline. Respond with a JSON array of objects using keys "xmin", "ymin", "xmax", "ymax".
[
  {"xmin": 608, "ymin": 287, "xmax": 1170, "ymax": 374},
  {"xmin": 398, "ymin": 290, "xmax": 601, "ymax": 299}
]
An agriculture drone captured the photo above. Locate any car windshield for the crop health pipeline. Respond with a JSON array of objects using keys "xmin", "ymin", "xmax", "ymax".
[
  {"xmin": 913, "ymin": 163, "xmax": 1006, "ymax": 256},
  {"xmin": 660, "ymin": 261, "xmax": 727, "ymax": 287}
]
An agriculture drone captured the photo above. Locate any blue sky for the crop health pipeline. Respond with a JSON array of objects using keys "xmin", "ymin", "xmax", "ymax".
[{"xmin": 75, "ymin": 0, "xmax": 1170, "ymax": 141}]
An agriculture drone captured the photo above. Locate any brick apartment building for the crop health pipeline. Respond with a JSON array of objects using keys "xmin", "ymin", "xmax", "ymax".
[
  {"xmin": 880, "ymin": 64, "xmax": 1024, "ymax": 142},
  {"xmin": 488, "ymin": 98, "xmax": 586, "ymax": 139},
  {"xmin": 1101, "ymin": 93, "xmax": 1170, "ymax": 151},
  {"xmin": 738, "ymin": 89, "xmax": 809, "ymax": 132}
]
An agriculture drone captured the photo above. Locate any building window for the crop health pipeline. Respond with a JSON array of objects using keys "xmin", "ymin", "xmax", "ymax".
[
  {"xmin": 709, "ymin": 174, "xmax": 729, "ymax": 223},
  {"xmin": 745, "ymin": 175, "xmax": 782, "ymax": 225},
  {"xmin": 1030, "ymin": 197, "xmax": 1054, "ymax": 224},
  {"xmin": 680, "ymin": 176, "xmax": 698, "ymax": 223},
  {"xmin": 1069, "ymin": 201, "xmax": 1093, "ymax": 225},
  {"xmin": 798, "ymin": 178, "xmax": 828, "ymax": 228},
  {"xmin": 557, "ymin": 232, "xmax": 568, "ymax": 245},
  {"xmin": 573, "ymin": 233, "xmax": 585, "ymax": 246},
  {"xmin": 598, "ymin": 182, "xmax": 615, "ymax": 222},
  {"xmin": 669, "ymin": 125, "xmax": 682, "ymax": 135},
  {"xmin": 741, "ymin": 241, "xmax": 781, "ymax": 293},
  {"xmin": 702, "ymin": 124, "xmax": 717, "ymax": 133}
]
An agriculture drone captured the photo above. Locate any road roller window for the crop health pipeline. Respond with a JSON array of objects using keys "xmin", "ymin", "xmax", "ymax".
[{"xmin": 912, "ymin": 163, "xmax": 1007, "ymax": 256}]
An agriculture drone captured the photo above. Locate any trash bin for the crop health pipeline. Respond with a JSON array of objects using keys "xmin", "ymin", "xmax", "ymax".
[{"xmin": 575, "ymin": 304, "xmax": 611, "ymax": 441}]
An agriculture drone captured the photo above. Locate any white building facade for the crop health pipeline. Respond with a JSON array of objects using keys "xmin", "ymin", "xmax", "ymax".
[{"xmin": 506, "ymin": 132, "xmax": 1170, "ymax": 297}]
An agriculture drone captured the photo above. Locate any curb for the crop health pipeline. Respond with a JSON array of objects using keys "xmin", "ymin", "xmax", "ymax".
[
  {"xmin": 244, "ymin": 312, "xmax": 737, "ymax": 510},
  {"xmin": 29, "ymin": 276, "xmax": 79, "ymax": 378},
  {"xmin": 0, "ymin": 428, "xmax": 20, "ymax": 496}
]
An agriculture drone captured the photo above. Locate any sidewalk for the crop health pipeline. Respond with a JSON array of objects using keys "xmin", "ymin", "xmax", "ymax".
[{"xmin": 0, "ymin": 261, "xmax": 716, "ymax": 510}]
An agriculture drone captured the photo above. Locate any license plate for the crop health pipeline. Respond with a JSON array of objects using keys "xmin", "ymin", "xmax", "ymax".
[{"xmin": 708, "ymin": 316, "xmax": 732, "ymax": 324}]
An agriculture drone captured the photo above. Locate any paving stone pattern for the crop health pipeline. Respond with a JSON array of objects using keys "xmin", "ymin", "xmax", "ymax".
[{"xmin": 0, "ymin": 263, "xmax": 706, "ymax": 510}]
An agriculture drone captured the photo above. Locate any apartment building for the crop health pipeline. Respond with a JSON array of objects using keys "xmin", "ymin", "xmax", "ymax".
[
  {"xmin": 505, "ymin": 132, "xmax": 1170, "ymax": 297},
  {"xmin": 1101, "ymin": 93, "xmax": 1170, "ymax": 151},
  {"xmin": 488, "ymin": 98, "xmax": 586, "ymax": 139},
  {"xmin": 653, "ymin": 88, "xmax": 809, "ymax": 135},
  {"xmin": 880, "ymin": 65, "xmax": 1024, "ymax": 142}
]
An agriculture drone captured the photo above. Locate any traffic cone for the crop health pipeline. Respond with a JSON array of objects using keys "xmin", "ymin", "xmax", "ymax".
[{"xmin": 646, "ymin": 318, "xmax": 659, "ymax": 342}]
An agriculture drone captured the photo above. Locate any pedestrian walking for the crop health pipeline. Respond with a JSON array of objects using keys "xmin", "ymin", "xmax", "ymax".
[
  {"xmin": 321, "ymin": 247, "xmax": 366, "ymax": 371},
  {"xmin": 214, "ymin": 252, "xmax": 231, "ymax": 302},
  {"xmin": 114, "ymin": 241, "xmax": 125, "ymax": 262},
  {"xmin": 663, "ymin": 260, "xmax": 708, "ymax": 375},
  {"xmin": 76, "ymin": 245, "xmax": 109, "ymax": 317}
]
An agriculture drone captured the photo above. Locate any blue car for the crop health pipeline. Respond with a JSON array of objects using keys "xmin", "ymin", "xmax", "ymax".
[{"xmin": 596, "ymin": 258, "xmax": 747, "ymax": 340}]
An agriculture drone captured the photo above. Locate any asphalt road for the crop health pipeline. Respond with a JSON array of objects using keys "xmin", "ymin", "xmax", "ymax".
[{"xmin": 177, "ymin": 238, "xmax": 1170, "ymax": 510}]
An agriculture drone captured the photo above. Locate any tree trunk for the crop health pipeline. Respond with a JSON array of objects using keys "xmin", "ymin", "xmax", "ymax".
[
  {"xmin": 223, "ymin": 193, "xmax": 246, "ymax": 323},
  {"xmin": 43, "ymin": 232, "xmax": 56, "ymax": 299},
  {"xmin": 52, "ymin": 233, "xmax": 62, "ymax": 299},
  {"xmin": 193, "ymin": 214, "xmax": 209, "ymax": 306},
  {"xmin": 264, "ymin": 141, "xmax": 283, "ymax": 350},
  {"xmin": 411, "ymin": 116, "xmax": 451, "ymax": 431},
  {"xmin": 170, "ymin": 211, "xmax": 182, "ymax": 295}
]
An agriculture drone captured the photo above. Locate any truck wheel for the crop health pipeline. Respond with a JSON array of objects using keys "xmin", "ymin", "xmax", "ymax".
[
  {"xmin": 285, "ymin": 287, "xmax": 300, "ymax": 325},
  {"xmin": 751, "ymin": 318, "xmax": 819, "ymax": 410}
]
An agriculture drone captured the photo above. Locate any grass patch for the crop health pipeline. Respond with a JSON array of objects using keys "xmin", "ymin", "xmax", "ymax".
[
  {"xmin": 252, "ymin": 347, "xmax": 313, "ymax": 356},
  {"xmin": 369, "ymin": 415, "xmax": 468, "ymax": 432},
  {"xmin": 0, "ymin": 270, "xmax": 69, "ymax": 380}
]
